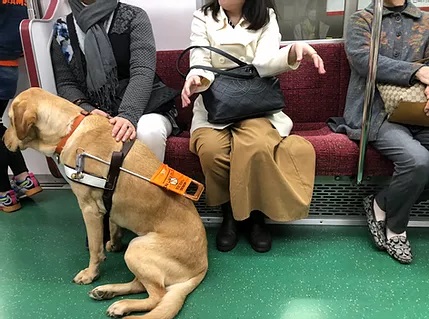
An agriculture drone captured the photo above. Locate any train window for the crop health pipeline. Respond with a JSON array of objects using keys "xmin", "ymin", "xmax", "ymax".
[
  {"xmin": 198, "ymin": 0, "xmax": 429, "ymax": 41},
  {"xmin": 276, "ymin": 0, "xmax": 342, "ymax": 41},
  {"xmin": 198, "ymin": 0, "xmax": 346, "ymax": 41}
]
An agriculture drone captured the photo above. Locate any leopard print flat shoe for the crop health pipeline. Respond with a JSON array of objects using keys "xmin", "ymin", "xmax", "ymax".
[
  {"xmin": 385, "ymin": 235, "xmax": 413, "ymax": 264},
  {"xmin": 363, "ymin": 195, "xmax": 386, "ymax": 250}
]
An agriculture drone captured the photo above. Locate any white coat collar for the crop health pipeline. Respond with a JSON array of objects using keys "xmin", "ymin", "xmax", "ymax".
[{"xmin": 215, "ymin": 7, "xmax": 248, "ymax": 30}]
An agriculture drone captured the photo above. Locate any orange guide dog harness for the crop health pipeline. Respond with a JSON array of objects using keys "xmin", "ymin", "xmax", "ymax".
[{"xmin": 56, "ymin": 112, "xmax": 204, "ymax": 202}]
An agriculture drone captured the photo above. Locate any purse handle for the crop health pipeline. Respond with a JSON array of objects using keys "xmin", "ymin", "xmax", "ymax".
[{"xmin": 176, "ymin": 45, "xmax": 253, "ymax": 79}]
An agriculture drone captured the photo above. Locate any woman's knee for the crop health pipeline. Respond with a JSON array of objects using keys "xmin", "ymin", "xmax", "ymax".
[
  {"xmin": 234, "ymin": 135, "xmax": 269, "ymax": 161},
  {"xmin": 136, "ymin": 114, "xmax": 172, "ymax": 161},
  {"xmin": 136, "ymin": 114, "xmax": 171, "ymax": 144},
  {"xmin": 198, "ymin": 141, "xmax": 228, "ymax": 168},
  {"xmin": 397, "ymin": 150, "xmax": 429, "ymax": 184},
  {"xmin": 409, "ymin": 152, "xmax": 429, "ymax": 176}
]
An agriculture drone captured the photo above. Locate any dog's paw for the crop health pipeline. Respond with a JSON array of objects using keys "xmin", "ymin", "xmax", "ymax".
[
  {"xmin": 106, "ymin": 240, "xmax": 124, "ymax": 252},
  {"xmin": 89, "ymin": 287, "xmax": 115, "ymax": 300},
  {"xmin": 106, "ymin": 301, "xmax": 130, "ymax": 318},
  {"xmin": 73, "ymin": 268, "xmax": 99, "ymax": 285}
]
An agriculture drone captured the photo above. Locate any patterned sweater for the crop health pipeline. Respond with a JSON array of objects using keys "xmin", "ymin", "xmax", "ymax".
[
  {"xmin": 50, "ymin": 3, "xmax": 156, "ymax": 128},
  {"xmin": 328, "ymin": 1, "xmax": 429, "ymax": 141}
]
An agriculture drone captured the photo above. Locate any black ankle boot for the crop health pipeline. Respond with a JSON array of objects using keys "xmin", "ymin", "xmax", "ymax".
[
  {"xmin": 249, "ymin": 211, "xmax": 272, "ymax": 253},
  {"xmin": 216, "ymin": 202, "xmax": 238, "ymax": 252}
]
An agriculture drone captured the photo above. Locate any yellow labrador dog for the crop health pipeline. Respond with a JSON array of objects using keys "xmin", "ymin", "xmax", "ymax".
[{"xmin": 4, "ymin": 88, "xmax": 208, "ymax": 319}]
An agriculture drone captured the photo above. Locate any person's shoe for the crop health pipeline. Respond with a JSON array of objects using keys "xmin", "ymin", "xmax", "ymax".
[
  {"xmin": 12, "ymin": 172, "xmax": 43, "ymax": 199},
  {"xmin": 0, "ymin": 190, "xmax": 21, "ymax": 213},
  {"xmin": 385, "ymin": 235, "xmax": 413, "ymax": 264},
  {"xmin": 216, "ymin": 202, "xmax": 238, "ymax": 252},
  {"xmin": 249, "ymin": 211, "xmax": 272, "ymax": 253},
  {"xmin": 363, "ymin": 195, "xmax": 386, "ymax": 250}
]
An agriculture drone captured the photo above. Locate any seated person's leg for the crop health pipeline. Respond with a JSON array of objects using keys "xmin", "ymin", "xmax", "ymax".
[
  {"xmin": 0, "ymin": 100, "xmax": 20, "ymax": 212},
  {"xmin": 136, "ymin": 113, "xmax": 172, "ymax": 162},
  {"xmin": 190, "ymin": 127, "xmax": 235, "ymax": 252},
  {"xmin": 366, "ymin": 121, "xmax": 429, "ymax": 264},
  {"xmin": 0, "ymin": 140, "xmax": 21, "ymax": 213}
]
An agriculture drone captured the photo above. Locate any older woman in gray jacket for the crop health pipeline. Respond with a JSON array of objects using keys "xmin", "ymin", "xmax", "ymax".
[{"xmin": 329, "ymin": 0, "xmax": 429, "ymax": 264}]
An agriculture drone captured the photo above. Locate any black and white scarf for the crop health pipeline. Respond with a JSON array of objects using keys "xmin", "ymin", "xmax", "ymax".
[{"xmin": 68, "ymin": 0, "xmax": 118, "ymax": 106}]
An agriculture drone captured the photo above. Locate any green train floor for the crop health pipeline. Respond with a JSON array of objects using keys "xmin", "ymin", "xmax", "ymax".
[{"xmin": 1, "ymin": 190, "xmax": 429, "ymax": 319}]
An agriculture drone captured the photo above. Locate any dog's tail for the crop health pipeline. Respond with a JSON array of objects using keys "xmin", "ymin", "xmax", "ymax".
[{"xmin": 123, "ymin": 270, "xmax": 206, "ymax": 319}]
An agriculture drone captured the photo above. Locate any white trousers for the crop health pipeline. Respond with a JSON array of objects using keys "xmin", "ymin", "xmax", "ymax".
[
  {"xmin": 56, "ymin": 113, "xmax": 172, "ymax": 181},
  {"xmin": 136, "ymin": 113, "xmax": 172, "ymax": 162}
]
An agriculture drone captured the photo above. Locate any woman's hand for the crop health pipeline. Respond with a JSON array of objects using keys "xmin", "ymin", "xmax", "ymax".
[
  {"xmin": 181, "ymin": 75, "xmax": 202, "ymax": 107},
  {"xmin": 109, "ymin": 116, "xmax": 136, "ymax": 142},
  {"xmin": 288, "ymin": 43, "xmax": 326, "ymax": 75},
  {"xmin": 416, "ymin": 66, "xmax": 429, "ymax": 85},
  {"xmin": 90, "ymin": 109, "xmax": 111, "ymax": 118}
]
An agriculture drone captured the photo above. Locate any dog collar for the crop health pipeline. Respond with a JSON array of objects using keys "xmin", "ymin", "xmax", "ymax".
[{"xmin": 55, "ymin": 111, "xmax": 89, "ymax": 155}]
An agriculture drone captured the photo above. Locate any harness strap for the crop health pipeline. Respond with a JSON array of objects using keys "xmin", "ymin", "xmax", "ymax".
[{"xmin": 102, "ymin": 140, "xmax": 135, "ymax": 216}]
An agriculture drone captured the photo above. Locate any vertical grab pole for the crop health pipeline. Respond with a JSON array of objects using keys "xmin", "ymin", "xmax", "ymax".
[
  {"xmin": 27, "ymin": 0, "xmax": 41, "ymax": 20},
  {"xmin": 357, "ymin": 0, "xmax": 384, "ymax": 184}
]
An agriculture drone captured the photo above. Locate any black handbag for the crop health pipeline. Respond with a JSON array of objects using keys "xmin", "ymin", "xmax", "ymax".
[{"xmin": 177, "ymin": 46, "xmax": 285, "ymax": 124}]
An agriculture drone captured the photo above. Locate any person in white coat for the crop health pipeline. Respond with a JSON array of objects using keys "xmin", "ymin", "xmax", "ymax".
[{"xmin": 181, "ymin": 0, "xmax": 326, "ymax": 253}]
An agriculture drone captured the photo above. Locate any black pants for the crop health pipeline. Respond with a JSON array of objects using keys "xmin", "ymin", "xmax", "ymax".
[{"xmin": 0, "ymin": 99, "xmax": 28, "ymax": 192}]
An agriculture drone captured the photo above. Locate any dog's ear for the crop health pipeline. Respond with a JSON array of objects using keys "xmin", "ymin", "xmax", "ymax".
[{"xmin": 13, "ymin": 99, "xmax": 37, "ymax": 140}]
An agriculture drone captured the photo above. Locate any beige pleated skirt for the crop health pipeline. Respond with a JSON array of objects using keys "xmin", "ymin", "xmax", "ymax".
[{"xmin": 190, "ymin": 118, "xmax": 316, "ymax": 221}]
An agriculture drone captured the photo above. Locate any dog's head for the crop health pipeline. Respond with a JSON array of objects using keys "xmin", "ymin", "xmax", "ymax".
[{"xmin": 4, "ymin": 88, "xmax": 82, "ymax": 155}]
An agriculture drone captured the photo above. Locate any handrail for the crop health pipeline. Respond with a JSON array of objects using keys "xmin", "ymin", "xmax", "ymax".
[
  {"xmin": 357, "ymin": 0, "xmax": 384, "ymax": 184},
  {"xmin": 27, "ymin": 0, "xmax": 41, "ymax": 19}
]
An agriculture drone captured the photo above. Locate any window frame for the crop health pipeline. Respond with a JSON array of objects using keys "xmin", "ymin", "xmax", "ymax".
[{"xmin": 195, "ymin": 0, "xmax": 360, "ymax": 43}]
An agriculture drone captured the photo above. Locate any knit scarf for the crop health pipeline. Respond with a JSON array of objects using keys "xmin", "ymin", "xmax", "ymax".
[{"xmin": 68, "ymin": 0, "xmax": 118, "ymax": 107}]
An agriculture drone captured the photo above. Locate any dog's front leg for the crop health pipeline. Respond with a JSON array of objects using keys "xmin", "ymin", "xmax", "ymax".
[{"xmin": 73, "ymin": 205, "xmax": 106, "ymax": 285}]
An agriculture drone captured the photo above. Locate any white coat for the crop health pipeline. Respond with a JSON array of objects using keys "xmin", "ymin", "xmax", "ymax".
[{"xmin": 187, "ymin": 7, "xmax": 300, "ymax": 137}]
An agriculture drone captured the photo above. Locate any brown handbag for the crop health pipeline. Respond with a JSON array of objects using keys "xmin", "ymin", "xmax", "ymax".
[
  {"xmin": 377, "ymin": 82, "xmax": 429, "ymax": 126},
  {"xmin": 377, "ymin": 57, "xmax": 429, "ymax": 126}
]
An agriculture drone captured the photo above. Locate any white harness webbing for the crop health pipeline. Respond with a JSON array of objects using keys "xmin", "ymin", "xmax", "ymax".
[{"xmin": 63, "ymin": 164, "xmax": 107, "ymax": 189}]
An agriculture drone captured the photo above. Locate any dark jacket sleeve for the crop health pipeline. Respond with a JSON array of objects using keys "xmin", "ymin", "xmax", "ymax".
[
  {"xmin": 345, "ymin": 12, "xmax": 422, "ymax": 86},
  {"xmin": 50, "ymin": 39, "xmax": 95, "ymax": 113},
  {"xmin": 116, "ymin": 9, "xmax": 156, "ymax": 127}
]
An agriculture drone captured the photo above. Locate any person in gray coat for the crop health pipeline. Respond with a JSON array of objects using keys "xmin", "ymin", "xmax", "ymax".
[{"xmin": 328, "ymin": 0, "xmax": 429, "ymax": 264}]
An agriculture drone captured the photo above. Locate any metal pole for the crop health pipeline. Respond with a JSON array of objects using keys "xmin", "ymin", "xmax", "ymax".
[
  {"xmin": 26, "ymin": 0, "xmax": 41, "ymax": 20},
  {"xmin": 343, "ymin": 0, "xmax": 359, "ymax": 36},
  {"xmin": 357, "ymin": 0, "xmax": 384, "ymax": 184}
]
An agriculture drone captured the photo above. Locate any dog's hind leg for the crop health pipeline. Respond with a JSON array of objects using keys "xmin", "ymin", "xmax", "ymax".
[
  {"xmin": 89, "ymin": 277, "xmax": 146, "ymax": 300},
  {"xmin": 106, "ymin": 220, "xmax": 124, "ymax": 252},
  {"xmin": 106, "ymin": 236, "xmax": 167, "ymax": 318},
  {"xmin": 119, "ymin": 272, "xmax": 207, "ymax": 319},
  {"xmin": 105, "ymin": 278, "xmax": 166, "ymax": 317}
]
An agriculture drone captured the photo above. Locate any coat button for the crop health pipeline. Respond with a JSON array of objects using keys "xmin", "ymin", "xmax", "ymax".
[
  {"xmin": 393, "ymin": 51, "xmax": 399, "ymax": 58},
  {"xmin": 239, "ymin": 56, "xmax": 246, "ymax": 62},
  {"xmin": 219, "ymin": 57, "xmax": 225, "ymax": 63},
  {"xmin": 396, "ymin": 31, "xmax": 401, "ymax": 37},
  {"xmin": 395, "ymin": 15, "xmax": 401, "ymax": 21}
]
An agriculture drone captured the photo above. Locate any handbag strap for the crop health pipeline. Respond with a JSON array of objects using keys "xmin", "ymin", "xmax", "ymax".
[
  {"xmin": 176, "ymin": 45, "xmax": 248, "ymax": 78},
  {"xmin": 189, "ymin": 65, "xmax": 257, "ymax": 79}
]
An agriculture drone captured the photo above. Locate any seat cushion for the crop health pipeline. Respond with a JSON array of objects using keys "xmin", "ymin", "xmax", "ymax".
[
  {"xmin": 165, "ymin": 124, "xmax": 393, "ymax": 178},
  {"xmin": 292, "ymin": 123, "xmax": 393, "ymax": 176}
]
